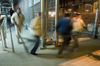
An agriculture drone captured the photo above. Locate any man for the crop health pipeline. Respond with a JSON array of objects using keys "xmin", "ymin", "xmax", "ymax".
[
  {"xmin": 70, "ymin": 13, "xmax": 86, "ymax": 52},
  {"xmin": 11, "ymin": 8, "xmax": 25, "ymax": 43},
  {"xmin": 9, "ymin": 8, "xmax": 14, "ymax": 16},
  {"xmin": 56, "ymin": 13, "xmax": 72, "ymax": 58},
  {"xmin": 30, "ymin": 13, "xmax": 42, "ymax": 55}
]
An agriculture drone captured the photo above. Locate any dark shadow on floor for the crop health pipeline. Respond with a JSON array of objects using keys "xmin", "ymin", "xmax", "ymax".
[
  {"xmin": 88, "ymin": 53, "xmax": 100, "ymax": 61},
  {"xmin": 35, "ymin": 38, "xmax": 100, "ymax": 59}
]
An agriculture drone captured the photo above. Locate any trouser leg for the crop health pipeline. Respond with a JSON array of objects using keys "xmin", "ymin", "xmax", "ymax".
[
  {"xmin": 70, "ymin": 32, "xmax": 79, "ymax": 51},
  {"xmin": 31, "ymin": 36, "xmax": 40, "ymax": 53},
  {"xmin": 58, "ymin": 35, "xmax": 69, "ymax": 55}
]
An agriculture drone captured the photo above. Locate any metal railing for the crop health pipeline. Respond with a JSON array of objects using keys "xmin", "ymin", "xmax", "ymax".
[
  {"xmin": 0, "ymin": 18, "xmax": 7, "ymax": 51},
  {"xmin": 0, "ymin": 16, "xmax": 15, "ymax": 52},
  {"xmin": 0, "ymin": 16, "xmax": 29, "ymax": 54}
]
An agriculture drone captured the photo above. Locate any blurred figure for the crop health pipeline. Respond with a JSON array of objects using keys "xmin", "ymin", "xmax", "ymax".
[
  {"xmin": 30, "ymin": 12, "xmax": 42, "ymax": 55},
  {"xmin": 11, "ymin": 8, "xmax": 25, "ymax": 43},
  {"xmin": 9, "ymin": 8, "xmax": 14, "ymax": 16},
  {"xmin": 56, "ymin": 13, "xmax": 72, "ymax": 58},
  {"xmin": 70, "ymin": 13, "xmax": 87, "ymax": 52}
]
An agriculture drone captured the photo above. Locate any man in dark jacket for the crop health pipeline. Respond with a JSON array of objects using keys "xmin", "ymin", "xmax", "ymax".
[{"xmin": 56, "ymin": 13, "xmax": 72, "ymax": 58}]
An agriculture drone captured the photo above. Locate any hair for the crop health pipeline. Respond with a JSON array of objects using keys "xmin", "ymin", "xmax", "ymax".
[
  {"xmin": 76, "ymin": 13, "xmax": 81, "ymax": 16},
  {"xmin": 64, "ymin": 13, "xmax": 71, "ymax": 17},
  {"xmin": 36, "ymin": 12, "xmax": 41, "ymax": 16},
  {"xmin": 38, "ymin": 12, "xmax": 41, "ymax": 16}
]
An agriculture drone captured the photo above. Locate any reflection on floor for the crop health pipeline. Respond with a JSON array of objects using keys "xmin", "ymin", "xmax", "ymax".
[{"xmin": 59, "ymin": 50, "xmax": 100, "ymax": 66}]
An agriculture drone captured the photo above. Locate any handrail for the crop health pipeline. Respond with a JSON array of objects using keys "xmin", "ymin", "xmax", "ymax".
[
  {"xmin": 0, "ymin": 19, "xmax": 5, "ymax": 29},
  {"xmin": 0, "ymin": 17, "xmax": 7, "ymax": 51}
]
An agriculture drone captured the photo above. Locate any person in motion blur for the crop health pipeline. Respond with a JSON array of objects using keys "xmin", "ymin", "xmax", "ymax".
[
  {"xmin": 11, "ymin": 8, "xmax": 25, "ymax": 43},
  {"xmin": 30, "ymin": 12, "xmax": 42, "ymax": 55},
  {"xmin": 56, "ymin": 13, "xmax": 72, "ymax": 58},
  {"xmin": 70, "ymin": 13, "xmax": 87, "ymax": 52}
]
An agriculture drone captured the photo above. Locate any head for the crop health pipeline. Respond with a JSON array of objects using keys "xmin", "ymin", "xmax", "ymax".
[
  {"xmin": 76, "ymin": 13, "xmax": 82, "ymax": 18},
  {"xmin": 10, "ymin": 8, "xmax": 12, "ymax": 10},
  {"xmin": 17, "ymin": 8, "xmax": 21, "ymax": 13},
  {"xmin": 36, "ymin": 12, "xmax": 41, "ymax": 17},
  {"xmin": 64, "ymin": 12, "xmax": 71, "ymax": 18}
]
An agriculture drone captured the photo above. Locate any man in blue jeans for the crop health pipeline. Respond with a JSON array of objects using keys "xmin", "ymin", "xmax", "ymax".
[
  {"xmin": 56, "ymin": 13, "xmax": 72, "ymax": 58},
  {"xmin": 30, "ymin": 13, "xmax": 42, "ymax": 55}
]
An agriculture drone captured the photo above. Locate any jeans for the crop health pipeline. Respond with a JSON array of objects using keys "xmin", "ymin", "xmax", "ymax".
[
  {"xmin": 58, "ymin": 35, "xmax": 71, "ymax": 55},
  {"xmin": 70, "ymin": 31, "xmax": 80, "ymax": 51},
  {"xmin": 31, "ymin": 36, "xmax": 40, "ymax": 54}
]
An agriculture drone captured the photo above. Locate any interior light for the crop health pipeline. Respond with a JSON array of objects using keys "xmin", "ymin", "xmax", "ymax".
[
  {"xmin": 86, "ymin": 9, "xmax": 89, "ymax": 12},
  {"xmin": 68, "ymin": 9, "xmax": 72, "ymax": 12}
]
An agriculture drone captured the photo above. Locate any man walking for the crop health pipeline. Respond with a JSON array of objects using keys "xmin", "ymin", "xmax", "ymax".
[
  {"xmin": 30, "ymin": 13, "xmax": 42, "ymax": 55},
  {"xmin": 70, "ymin": 13, "xmax": 87, "ymax": 52},
  {"xmin": 11, "ymin": 8, "xmax": 25, "ymax": 43},
  {"xmin": 56, "ymin": 13, "xmax": 72, "ymax": 58}
]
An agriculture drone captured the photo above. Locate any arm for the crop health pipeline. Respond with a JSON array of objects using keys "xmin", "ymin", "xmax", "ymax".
[
  {"xmin": 56, "ymin": 20, "xmax": 61, "ymax": 31},
  {"xmin": 11, "ymin": 13, "xmax": 15, "ymax": 24},
  {"xmin": 22, "ymin": 14, "xmax": 25, "ymax": 21},
  {"xmin": 30, "ymin": 18, "xmax": 36, "ymax": 30},
  {"xmin": 11, "ymin": 13, "xmax": 18, "ymax": 26},
  {"xmin": 81, "ymin": 20, "xmax": 87, "ymax": 30}
]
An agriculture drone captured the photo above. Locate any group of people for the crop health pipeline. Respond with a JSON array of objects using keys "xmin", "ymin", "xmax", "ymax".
[
  {"xmin": 10, "ymin": 8, "xmax": 41, "ymax": 55},
  {"xmin": 9, "ymin": 7, "xmax": 86, "ymax": 58},
  {"xmin": 56, "ymin": 12, "xmax": 87, "ymax": 58}
]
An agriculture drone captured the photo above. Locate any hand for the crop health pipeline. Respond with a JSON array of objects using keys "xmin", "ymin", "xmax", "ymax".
[{"xmin": 84, "ymin": 27, "xmax": 87, "ymax": 30}]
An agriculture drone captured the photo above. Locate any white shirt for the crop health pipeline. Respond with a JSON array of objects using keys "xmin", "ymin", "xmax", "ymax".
[
  {"xmin": 72, "ymin": 18, "xmax": 86, "ymax": 33},
  {"xmin": 11, "ymin": 12, "xmax": 25, "ymax": 25}
]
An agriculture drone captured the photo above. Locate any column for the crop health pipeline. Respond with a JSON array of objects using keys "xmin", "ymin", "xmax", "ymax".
[
  {"xmin": 55, "ymin": 0, "xmax": 59, "ymax": 46},
  {"xmin": 41, "ymin": 0, "xmax": 46, "ymax": 48},
  {"xmin": 93, "ymin": 0, "xmax": 100, "ymax": 38}
]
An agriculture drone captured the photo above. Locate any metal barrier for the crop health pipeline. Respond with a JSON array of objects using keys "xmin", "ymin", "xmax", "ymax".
[
  {"xmin": 0, "ymin": 17, "xmax": 29, "ymax": 54},
  {"xmin": 0, "ymin": 16, "xmax": 15, "ymax": 52},
  {"xmin": 0, "ymin": 19, "xmax": 7, "ymax": 51}
]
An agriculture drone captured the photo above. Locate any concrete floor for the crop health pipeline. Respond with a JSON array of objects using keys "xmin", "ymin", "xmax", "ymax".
[{"xmin": 0, "ymin": 26, "xmax": 100, "ymax": 66}]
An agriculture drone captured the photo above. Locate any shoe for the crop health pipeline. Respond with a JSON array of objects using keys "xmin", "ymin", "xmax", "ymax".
[
  {"xmin": 18, "ymin": 42, "xmax": 23, "ymax": 44},
  {"xmin": 30, "ymin": 53, "xmax": 38, "ymax": 55},
  {"xmin": 69, "ymin": 49, "xmax": 74, "ymax": 52},
  {"xmin": 69, "ymin": 46, "xmax": 78, "ymax": 52},
  {"xmin": 57, "ymin": 54, "xmax": 63, "ymax": 58}
]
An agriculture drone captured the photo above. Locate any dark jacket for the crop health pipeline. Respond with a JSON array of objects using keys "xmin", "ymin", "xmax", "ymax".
[{"xmin": 56, "ymin": 18, "xmax": 72, "ymax": 35}]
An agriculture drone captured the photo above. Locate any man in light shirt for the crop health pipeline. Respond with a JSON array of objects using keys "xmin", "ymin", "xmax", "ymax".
[
  {"xmin": 70, "ymin": 13, "xmax": 87, "ymax": 52},
  {"xmin": 11, "ymin": 8, "xmax": 25, "ymax": 43}
]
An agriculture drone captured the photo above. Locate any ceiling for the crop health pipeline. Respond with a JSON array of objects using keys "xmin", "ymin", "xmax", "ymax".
[
  {"xmin": 0, "ymin": 0, "xmax": 18, "ymax": 6},
  {"xmin": 0, "ymin": 0, "xmax": 18, "ymax": 4},
  {"xmin": 0, "ymin": 0, "xmax": 11, "ymax": 3}
]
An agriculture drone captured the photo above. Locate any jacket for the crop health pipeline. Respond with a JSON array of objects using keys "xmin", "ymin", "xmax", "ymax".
[
  {"xmin": 72, "ymin": 18, "xmax": 86, "ymax": 33},
  {"xmin": 11, "ymin": 12, "xmax": 25, "ymax": 32},
  {"xmin": 56, "ymin": 18, "xmax": 72, "ymax": 35},
  {"xmin": 30, "ymin": 17, "xmax": 42, "ymax": 36}
]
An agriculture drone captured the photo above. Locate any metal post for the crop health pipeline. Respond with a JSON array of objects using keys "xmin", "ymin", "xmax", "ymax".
[
  {"xmin": 9, "ymin": 26, "xmax": 15, "ymax": 53},
  {"xmin": 1, "ymin": 29, "xmax": 4, "ymax": 51},
  {"xmin": 18, "ymin": 34, "xmax": 29, "ymax": 54},
  {"xmin": 62, "ymin": 0, "xmax": 65, "ymax": 18},
  {"xmin": 11, "ymin": 0, "xmax": 14, "ymax": 10},
  {"xmin": 55, "ymin": 0, "xmax": 59, "ymax": 47},
  {"xmin": 41, "ymin": 0, "xmax": 46, "ymax": 48},
  {"xmin": 93, "ymin": 0, "xmax": 100, "ymax": 38},
  {"xmin": 45, "ymin": 0, "xmax": 48, "ymax": 35},
  {"xmin": 2, "ymin": 24, "xmax": 7, "ymax": 48},
  {"xmin": 63, "ymin": 8, "xmax": 64, "ymax": 18}
]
